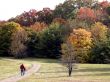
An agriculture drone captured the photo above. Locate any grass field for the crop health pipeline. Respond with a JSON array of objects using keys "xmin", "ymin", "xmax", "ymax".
[
  {"xmin": 0, "ymin": 57, "xmax": 32, "ymax": 80},
  {"xmin": 0, "ymin": 57, "xmax": 110, "ymax": 82},
  {"xmin": 18, "ymin": 58, "xmax": 110, "ymax": 82}
]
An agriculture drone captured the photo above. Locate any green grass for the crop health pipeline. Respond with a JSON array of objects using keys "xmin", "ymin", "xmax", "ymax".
[
  {"xmin": 0, "ymin": 57, "xmax": 32, "ymax": 80},
  {"xmin": 18, "ymin": 58, "xmax": 110, "ymax": 82}
]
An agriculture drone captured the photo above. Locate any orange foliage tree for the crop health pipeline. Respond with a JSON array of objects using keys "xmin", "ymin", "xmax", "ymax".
[
  {"xmin": 77, "ymin": 7, "xmax": 96, "ymax": 22},
  {"xmin": 30, "ymin": 22, "xmax": 47, "ymax": 32},
  {"xmin": 99, "ymin": 1, "xmax": 110, "ymax": 8}
]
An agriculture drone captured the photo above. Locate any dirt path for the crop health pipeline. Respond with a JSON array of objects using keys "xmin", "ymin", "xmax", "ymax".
[{"xmin": 0, "ymin": 64, "xmax": 40, "ymax": 82}]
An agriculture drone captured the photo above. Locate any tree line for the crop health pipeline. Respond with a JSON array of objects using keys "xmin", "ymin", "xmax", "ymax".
[{"xmin": 0, "ymin": 0, "xmax": 110, "ymax": 64}]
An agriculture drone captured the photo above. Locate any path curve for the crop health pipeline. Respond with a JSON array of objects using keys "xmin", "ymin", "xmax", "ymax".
[{"xmin": 0, "ymin": 64, "xmax": 40, "ymax": 82}]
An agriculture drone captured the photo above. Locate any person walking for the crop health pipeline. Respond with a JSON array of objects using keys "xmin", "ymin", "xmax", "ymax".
[{"xmin": 20, "ymin": 64, "xmax": 26, "ymax": 76}]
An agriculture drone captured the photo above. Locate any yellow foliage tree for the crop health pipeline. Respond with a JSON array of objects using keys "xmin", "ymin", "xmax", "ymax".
[
  {"xmin": 69, "ymin": 28, "xmax": 92, "ymax": 62},
  {"xmin": 91, "ymin": 22, "xmax": 108, "ymax": 45},
  {"xmin": 90, "ymin": 22, "xmax": 109, "ymax": 63}
]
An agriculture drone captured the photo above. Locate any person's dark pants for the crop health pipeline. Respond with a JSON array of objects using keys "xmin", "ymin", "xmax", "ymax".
[{"xmin": 21, "ymin": 69, "xmax": 25, "ymax": 76}]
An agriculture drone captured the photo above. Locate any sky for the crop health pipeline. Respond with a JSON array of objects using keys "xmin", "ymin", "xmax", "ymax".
[{"xmin": 0, "ymin": 0, "xmax": 109, "ymax": 20}]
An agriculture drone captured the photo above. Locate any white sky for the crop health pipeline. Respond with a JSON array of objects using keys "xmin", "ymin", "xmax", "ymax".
[{"xmin": 0, "ymin": 0, "xmax": 109, "ymax": 20}]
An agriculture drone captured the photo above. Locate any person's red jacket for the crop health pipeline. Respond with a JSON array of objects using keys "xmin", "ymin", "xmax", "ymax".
[{"xmin": 20, "ymin": 64, "xmax": 26, "ymax": 70}]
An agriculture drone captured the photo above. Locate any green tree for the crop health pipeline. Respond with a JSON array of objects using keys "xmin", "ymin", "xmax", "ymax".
[
  {"xmin": 54, "ymin": 0, "xmax": 77, "ymax": 19},
  {"xmin": 0, "ymin": 22, "xmax": 21, "ymax": 56},
  {"xmin": 38, "ymin": 23, "xmax": 64, "ymax": 58},
  {"xmin": 26, "ymin": 22, "xmax": 70, "ymax": 58},
  {"xmin": 25, "ymin": 28, "xmax": 40, "ymax": 57}
]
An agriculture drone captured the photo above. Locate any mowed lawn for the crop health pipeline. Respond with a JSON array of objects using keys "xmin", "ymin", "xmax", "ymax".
[
  {"xmin": 0, "ymin": 57, "xmax": 32, "ymax": 80},
  {"xmin": 0, "ymin": 57, "xmax": 110, "ymax": 82},
  {"xmin": 18, "ymin": 59, "xmax": 110, "ymax": 82}
]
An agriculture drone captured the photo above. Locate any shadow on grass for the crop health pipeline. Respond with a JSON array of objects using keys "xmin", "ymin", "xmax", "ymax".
[
  {"xmin": 38, "ymin": 67, "xmax": 110, "ymax": 73},
  {"xmin": 19, "ymin": 58, "xmax": 59, "ymax": 63},
  {"xmin": 38, "ymin": 70, "xmax": 67, "ymax": 73},
  {"xmin": 74, "ymin": 72, "xmax": 110, "ymax": 76},
  {"xmin": 37, "ymin": 67, "xmax": 110, "ymax": 79},
  {"xmin": 35, "ymin": 72, "xmax": 110, "ymax": 79},
  {"xmin": 0, "ymin": 57, "xmax": 58, "ymax": 63},
  {"xmin": 75, "ymin": 68, "xmax": 110, "ymax": 72},
  {"xmin": 35, "ymin": 74, "xmax": 68, "ymax": 79}
]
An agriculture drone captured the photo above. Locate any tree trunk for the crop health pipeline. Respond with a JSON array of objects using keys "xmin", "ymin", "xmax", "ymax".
[{"xmin": 69, "ymin": 65, "xmax": 72, "ymax": 77}]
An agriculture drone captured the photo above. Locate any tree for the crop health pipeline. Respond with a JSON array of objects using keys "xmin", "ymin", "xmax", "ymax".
[
  {"xmin": 91, "ymin": 22, "xmax": 108, "ymax": 43},
  {"xmin": 9, "ymin": 28, "xmax": 28, "ymax": 58},
  {"xmin": 103, "ymin": 6, "xmax": 110, "ymax": 27},
  {"xmin": 99, "ymin": 1, "xmax": 110, "ymax": 8},
  {"xmin": 106, "ymin": 6, "xmax": 110, "ymax": 15},
  {"xmin": 8, "ymin": 9, "xmax": 37, "ymax": 26},
  {"xmin": 0, "ymin": 21, "xmax": 6, "ymax": 27},
  {"xmin": 53, "ymin": 18, "xmax": 67, "ymax": 25},
  {"xmin": 61, "ymin": 40, "xmax": 76, "ymax": 77},
  {"xmin": 38, "ymin": 23, "xmax": 64, "ymax": 58},
  {"xmin": 69, "ymin": 28, "xmax": 92, "ymax": 63},
  {"xmin": 25, "ymin": 23, "xmax": 66, "ymax": 58},
  {"xmin": 8, "ymin": 8, "xmax": 53, "ymax": 26},
  {"xmin": 77, "ymin": 7, "xmax": 96, "ymax": 24},
  {"xmin": 53, "ymin": 0, "xmax": 77, "ymax": 19},
  {"xmin": 37, "ymin": 8, "xmax": 54, "ymax": 24},
  {"xmin": 90, "ymin": 22, "xmax": 110, "ymax": 63},
  {"xmin": 69, "ymin": 19, "xmax": 90, "ymax": 29},
  {"xmin": 75, "ymin": 0, "xmax": 98, "ymax": 8},
  {"xmin": 0, "ymin": 22, "xmax": 21, "ymax": 56},
  {"xmin": 25, "ymin": 28, "xmax": 40, "ymax": 57},
  {"xmin": 30, "ymin": 22, "xmax": 47, "ymax": 32}
]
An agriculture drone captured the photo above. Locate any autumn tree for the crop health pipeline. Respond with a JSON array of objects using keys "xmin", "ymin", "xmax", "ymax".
[
  {"xmin": 53, "ymin": 18, "xmax": 67, "ymax": 25},
  {"xmin": 0, "ymin": 21, "xmax": 6, "ymax": 27},
  {"xmin": 69, "ymin": 19, "xmax": 90, "ymax": 29},
  {"xmin": 69, "ymin": 28, "xmax": 92, "ymax": 63},
  {"xmin": 91, "ymin": 22, "xmax": 108, "ymax": 44},
  {"xmin": 37, "ymin": 8, "xmax": 54, "ymax": 24},
  {"xmin": 9, "ymin": 28, "xmax": 28, "ymax": 58},
  {"xmin": 61, "ymin": 40, "xmax": 76, "ymax": 77},
  {"xmin": 9, "ymin": 8, "xmax": 53, "ymax": 26},
  {"xmin": 77, "ymin": 7, "xmax": 96, "ymax": 24},
  {"xmin": 99, "ymin": 1, "xmax": 110, "ymax": 9},
  {"xmin": 8, "ymin": 9, "xmax": 37, "ymax": 26},
  {"xmin": 102, "ymin": 6, "xmax": 110, "ymax": 27},
  {"xmin": 30, "ymin": 22, "xmax": 47, "ymax": 32},
  {"xmin": 90, "ymin": 22, "xmax": 110, "ymax": 63}
]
